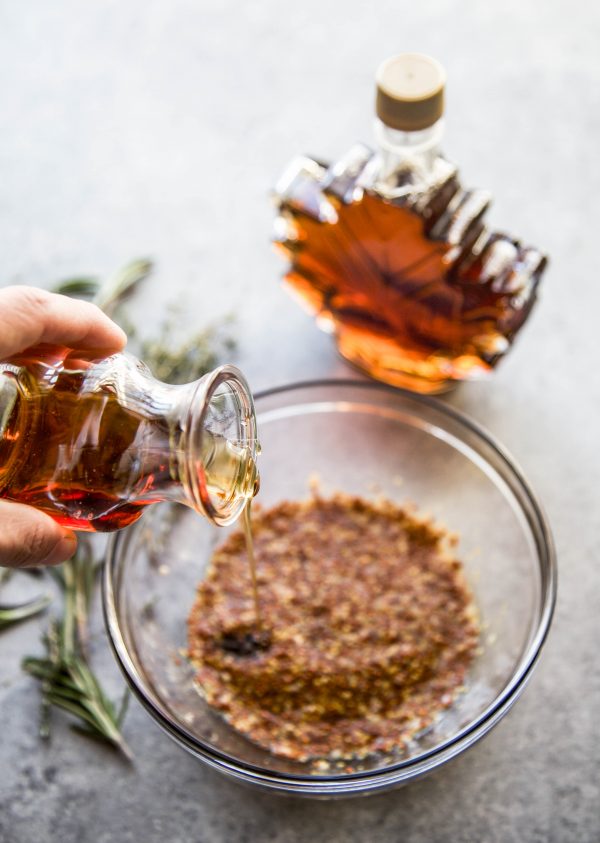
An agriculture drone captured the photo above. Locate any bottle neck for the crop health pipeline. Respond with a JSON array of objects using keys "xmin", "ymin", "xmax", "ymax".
[
  {"xmin": 373, "ymin": 117, "xmax": 444, "ymax": 185},
  {"xmin": 91, "ymin": 356, "xmax": 259, "ymax": 527}
]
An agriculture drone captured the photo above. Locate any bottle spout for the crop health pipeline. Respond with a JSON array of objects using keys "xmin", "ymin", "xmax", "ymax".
[{"xmin": 184, "ymin": 365, "xmax": 259, "ymax": 527}]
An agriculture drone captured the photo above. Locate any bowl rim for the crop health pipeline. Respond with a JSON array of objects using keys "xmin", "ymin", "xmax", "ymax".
[{"xmin": 103, "ymin": 378, "xmax": 557, "ymax": 795}]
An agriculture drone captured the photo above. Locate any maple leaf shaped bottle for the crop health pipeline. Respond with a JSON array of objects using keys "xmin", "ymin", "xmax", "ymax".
[{"xmin": 273, "ymin": 53, "xmax": 547, "ymax": 394}]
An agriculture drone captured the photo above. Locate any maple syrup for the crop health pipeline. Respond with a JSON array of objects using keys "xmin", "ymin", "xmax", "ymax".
[
  {"xmin": 0, "ymin": 345, "xmax": 258, "ymax": 531},
  {"xmin": 274, "ymin": 53, "xmax": 547, "ymax": 393},
  {"xmin": 242, "ymin": 501, "xmax": 261, "ymax": 624}
]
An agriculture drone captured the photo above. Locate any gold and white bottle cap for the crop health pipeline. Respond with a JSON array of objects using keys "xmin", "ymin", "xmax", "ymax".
[{"xmin": 376, "ymin": 53, "xmax": 446, "ymax": 131}]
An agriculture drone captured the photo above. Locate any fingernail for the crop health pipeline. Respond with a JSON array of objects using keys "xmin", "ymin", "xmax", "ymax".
[{"xmin": 43, "ymin": 533, "xmax": 77, "ymax": 566}]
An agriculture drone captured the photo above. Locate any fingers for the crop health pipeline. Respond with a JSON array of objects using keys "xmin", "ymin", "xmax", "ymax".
[
  {"xmin": 0, "ymin": 286, "xmax": 127, "ymax": 359},
  {"xmin": 0, "ymin": 500, "xmax": 77, "ymax": 568}
]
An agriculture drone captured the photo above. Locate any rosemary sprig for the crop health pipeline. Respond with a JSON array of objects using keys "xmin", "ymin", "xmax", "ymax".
[
  {"xmin": 22, "ymin": 539, "xmax": 131, "ymax": 759},
  {"xmin": 23, "ymin": 624, "xmax": 131, "ymax": 758}
]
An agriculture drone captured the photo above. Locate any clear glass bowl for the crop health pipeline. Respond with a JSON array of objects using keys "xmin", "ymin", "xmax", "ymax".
[{"xmin": 103, "ymin": 380, "xmax": 556, "ymax": 797}]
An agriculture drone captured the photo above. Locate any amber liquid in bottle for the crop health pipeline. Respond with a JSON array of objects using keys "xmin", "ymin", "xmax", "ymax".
[
  {"xmin": 276, "ymin": 162, "xmax": 547, "ymax": 394},
  {"xmin": 0, "ymin": 350, "xmax": 258, "ymax": 532},
  {"xmin": 0, "ymin": 367, "xmax": 157, "ymax": 531}
]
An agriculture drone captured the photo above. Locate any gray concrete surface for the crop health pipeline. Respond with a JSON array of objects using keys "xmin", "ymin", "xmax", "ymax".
[{"xmin": 1, "ymin": 1, "xmax": 599, "ymax": 840}]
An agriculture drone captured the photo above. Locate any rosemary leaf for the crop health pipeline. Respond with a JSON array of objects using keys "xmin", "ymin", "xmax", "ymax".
[
  {"xmin": 61, "ymin": 561, "xmax": 76, "ymax": 660},
  {"xmin": 51, "ymin": 259, "xmax": 152, "ymax": 322},
  {"xmin": 45, "ymin": 692, "xmax": 114, "ymax": 737},
  {"xmin": 93, "ymin": 258, "xmax": 153, "ymax": 318},
  {"xmin": 116, "ymin": 687, "xmax": 130, "ymax": 728},
  {"xmin": 42, "ymin": 684, "xmax": 85, "ymax": 703},
  {"xmin": 21, "ymin": 657, "xmax": 79, "ymax": 691},
  {"xmin": 0, "ymin": 567, "xmax": 51, "ymax": 631},
  {"xmin": 0, "ymin": 595, "xmax": 51, "ymax": 630},
  {"xmin": 52, "ymin": 277, "xmax": 100, "ymax": 301}
]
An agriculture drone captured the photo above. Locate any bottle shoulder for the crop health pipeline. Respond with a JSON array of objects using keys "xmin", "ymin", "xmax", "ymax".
[
  {"xmin": 274, "ymin": 143, "xmax": 460, "ymax": 222},
  {"xmin": 369, "ymin": 151, "xmax": 458, "ymax": 204}
]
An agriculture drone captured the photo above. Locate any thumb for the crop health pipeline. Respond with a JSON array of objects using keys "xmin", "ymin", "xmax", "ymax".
[{"xmin": 0, "ymin": 501, "xmax": 77, "ymax": 568}]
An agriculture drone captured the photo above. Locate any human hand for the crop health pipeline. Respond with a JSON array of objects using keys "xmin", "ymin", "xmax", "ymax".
[{"xmin": 0, "ymin": 286, "xmax": 126, "ymax": 568}]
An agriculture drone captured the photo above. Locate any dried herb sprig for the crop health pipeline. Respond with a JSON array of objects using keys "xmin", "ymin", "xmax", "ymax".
[
  {"xmin": 22, "ymin": 539, "xmax": 131, "ymax": 759},
  {"xmin": 141, "ymin": 312, "xmax": 237, "ymax": 384}
]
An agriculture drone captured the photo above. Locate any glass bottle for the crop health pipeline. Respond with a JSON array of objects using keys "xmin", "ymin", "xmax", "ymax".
[
  {"xmin": 0, "ymin": 345, "xmax": 259, "ymax": 531},
  {"xmin": 273, "ymin": 53, "xmax": 547, "ymax": 394}
]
